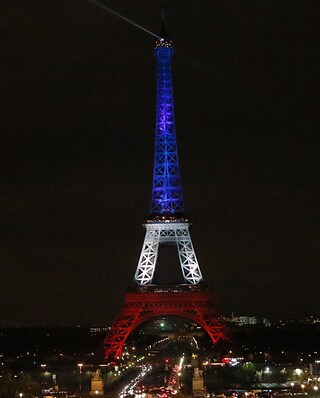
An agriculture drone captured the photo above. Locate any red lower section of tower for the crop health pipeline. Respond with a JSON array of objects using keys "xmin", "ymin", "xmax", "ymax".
[{"xmin": 104, "ymin": 285, "xmax": 225, "ymax": 360}]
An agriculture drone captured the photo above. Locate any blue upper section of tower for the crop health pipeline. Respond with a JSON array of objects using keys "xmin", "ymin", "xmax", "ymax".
[{"xmin": 150, "ymin": 39, "xmax": 185, "ymax": 218}]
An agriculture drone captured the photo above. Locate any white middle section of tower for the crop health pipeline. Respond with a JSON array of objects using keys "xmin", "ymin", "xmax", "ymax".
[{"xmin": 134, "ymin": 222, "xmax": 203, "ymax": 285}]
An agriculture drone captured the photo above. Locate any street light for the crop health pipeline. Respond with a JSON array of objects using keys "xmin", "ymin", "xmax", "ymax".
[
  {"xmin": 314, "ymin": 385, "xmax": 318, "ymax": 398},
  {"xmin": 78, "ymin": 363, "xmax": 83, "ymax": 397}
]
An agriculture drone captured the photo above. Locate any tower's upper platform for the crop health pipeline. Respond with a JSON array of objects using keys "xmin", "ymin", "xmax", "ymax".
[
  {"xmin": 155, "ymin": 38, "xmax": 173, "ymax": 49},
  {"xmin": 149, "ymin": 38, "xmax": 185, "ymax": 221}
]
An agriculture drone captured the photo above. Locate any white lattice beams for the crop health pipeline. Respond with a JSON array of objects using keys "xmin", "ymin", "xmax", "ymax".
[
  {"xmin": 134, "ymin": 229, "xmax": 160, "ymax": 285},
  {"xmin": 134, "ymin": 222, "xmax": 203, "ymax": 285},
  {"xmin": 176, "ymin": 228, "xmax": 203, "ymax": 284}
]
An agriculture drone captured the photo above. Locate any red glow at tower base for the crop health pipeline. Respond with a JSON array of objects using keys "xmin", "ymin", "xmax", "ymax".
[{"xmin": 104, "ymin": 285, "xmax": 225, "ymax": 360}]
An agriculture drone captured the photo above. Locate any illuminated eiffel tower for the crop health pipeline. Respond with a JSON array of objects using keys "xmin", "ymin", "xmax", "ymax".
[{"xmin": 104, "ymin": 36, "xmax": 224, "ymax": 360}]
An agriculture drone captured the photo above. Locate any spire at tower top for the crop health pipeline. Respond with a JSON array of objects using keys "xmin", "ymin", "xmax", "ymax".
[{"xmin": 160, "ymin": 7, "xmax": 167, "ymax": 39}]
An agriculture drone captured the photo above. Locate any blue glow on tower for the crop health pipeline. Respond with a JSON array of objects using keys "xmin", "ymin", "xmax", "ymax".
[{"xmin": 150, "ymin": 38, "xmax": 184, "ymax": 217}]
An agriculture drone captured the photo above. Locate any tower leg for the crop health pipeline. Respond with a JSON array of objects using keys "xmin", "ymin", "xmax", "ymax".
[
  {"xmin": 176, "ymin": 227, "xmax": 203, "ymax": 284},
  {"xmin": 134, "ymin": 229, "xmax": 160, "ymax": 285}
]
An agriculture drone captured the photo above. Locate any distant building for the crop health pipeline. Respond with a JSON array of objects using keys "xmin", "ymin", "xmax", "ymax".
[
  {"xmin": 90, "ymin": 326, "xmax": 110, "ymax": 335},
  {"xmin": 223, "ymin": 314, "xmax": 270, "ymax": 326},
  {"xmin": 305, "ymin": 316, "xmax": 320, "ymax": 324}
]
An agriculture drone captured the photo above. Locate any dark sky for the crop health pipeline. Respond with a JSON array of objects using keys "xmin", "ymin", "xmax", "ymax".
[{"xmin": 1, "ymin": 0, "xmax": 319, "ymax": 326}]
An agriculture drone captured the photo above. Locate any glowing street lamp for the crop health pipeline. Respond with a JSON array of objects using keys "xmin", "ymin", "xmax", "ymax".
[
  {"xmin": 78, "ymin": 363, "xmax": 83, "ymax": 397},
  {"xmin": 265, "ymin": 367, "xmax": 271, "ymax": 374},
  {"xmin": 314, "ymin": 385, "xmax": 318, "ymax": 398}
]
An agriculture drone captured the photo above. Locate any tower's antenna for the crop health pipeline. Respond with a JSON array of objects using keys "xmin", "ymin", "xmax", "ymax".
[{"xmin": 160, "ymin": 7, "xmax": 167, "ymax": 39}]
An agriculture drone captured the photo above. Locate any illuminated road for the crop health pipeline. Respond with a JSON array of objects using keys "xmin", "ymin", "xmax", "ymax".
[
  {"xmin": 117, "ymin": 355, "xmax": 185, "ymax": 398},
  {"xmin": 118, "ymin": 364, "xmax": 152, "ymax": 398}
]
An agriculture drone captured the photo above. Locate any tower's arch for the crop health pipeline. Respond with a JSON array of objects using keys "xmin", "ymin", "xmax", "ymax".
[{"xmin": 104, "ymin": 287, "xmax": 224, "ymax": 360}]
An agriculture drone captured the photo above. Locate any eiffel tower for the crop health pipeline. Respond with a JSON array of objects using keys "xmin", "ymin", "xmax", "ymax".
[{"xmin": 104, "ymin": 36, "xmax": 225, "ymax": 360}]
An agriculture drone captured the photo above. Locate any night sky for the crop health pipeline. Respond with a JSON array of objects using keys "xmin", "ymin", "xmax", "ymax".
[{"xmin": 1, "ymin": 1, "xmax": 319, "ymax": 326}]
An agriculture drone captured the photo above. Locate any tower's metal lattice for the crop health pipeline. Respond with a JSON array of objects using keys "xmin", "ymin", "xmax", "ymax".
[
  {"xmin": 104, "ymin": 287, "xmax": 224, "ymax": 359},
  {"xmin": 150, "ymin": 40, "xmax": 184, "ymax": 215},
  {"xmin": 134, "ymin": 39, "xmax": 203, "ymax": 286},
  {"xmin": 104, "ymin": 38, "xmax": 225, "ymax": 360},
  {"xmin": 134, "ymin": 222, "xmax": 203, "ymax": 285}
]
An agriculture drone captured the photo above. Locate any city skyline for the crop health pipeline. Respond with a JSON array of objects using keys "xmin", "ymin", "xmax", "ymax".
[{"xmin": 1, "ymin": 1, "xmax": 319, "ymax": 326}]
